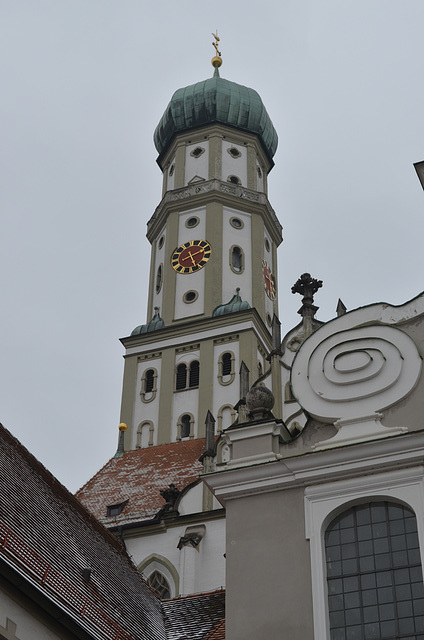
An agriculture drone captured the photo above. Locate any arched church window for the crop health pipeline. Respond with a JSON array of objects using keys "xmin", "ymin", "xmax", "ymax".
[
  {"xmin": 146, "ymin": 570, "xmax": 171, "ymax": 600},
  {"xmin": 189, "ymin": 360, "xmax": 199, "ymax": 387},
  {"xmin": 180, "ymin": 414, "xmax": 191, "ymax": 439},
  {"xmin": 176, "ymin": 364, "xmax": 187, "ymax": 390},
  {"xmin": 230, "ymin": 246, "xmax": 244, "ymax": 274},
  {"xmin": 325, "ymin": 501, "xmax": 424, "ymax": 640}
]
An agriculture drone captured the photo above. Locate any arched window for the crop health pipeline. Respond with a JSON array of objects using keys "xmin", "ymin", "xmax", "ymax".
[
  {"xmin": 147, "ymin": 570, "xmax": 171, "ymax": 599},
  {"xmin": 229, "ymin": 245, "xmax": 244, "ymax": 274},
  {"xmin": 176, "ymin": 364, "xmax": 187, "ymax": 390},
  {"xmin": 325, "ymin": 501, "xmax": 424, "ymax": 640},
  {"xmin": 176, "ymin": 361, "xmax": 199, "ymax": 390},
  {"xmin": 222, "ymin": 353, "xmax": 232, "ymax": 376},
  {"xmin": 189, "ymin": 360, "xmax": 199, "ymax": 387},
  {"xmin": 140, "ymin": 367, "xmax": 158, "ymax": 403},
  {"xmin": 217, "ymin": 404, "xmax": 236, "ymax": 433},
  {"xmin": 218, "ymin": 351, "xmax": 235, "ymax": 385},
  {"xmin": 180, "ymin": 414, "xmax": 191, "ymax": 439},
  {"xmin": 136, "ymin": 421, "xmax": 154, "ymax": 448},
  {"xmin": 145, "ymin": 369, "xmax": 154, "ymax": 393}
]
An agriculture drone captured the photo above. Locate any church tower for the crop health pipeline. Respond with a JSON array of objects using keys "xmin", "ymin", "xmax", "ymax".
[{"xmin": 119, "ymin": 45, "xmax": 282, "ymax": 450}]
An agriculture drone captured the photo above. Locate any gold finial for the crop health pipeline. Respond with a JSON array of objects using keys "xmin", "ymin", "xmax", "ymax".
[
  {"xmin": 211, "ymin": 30, "xmax": 222, "ymax": 69},
  {"xmin": 118, "ymin": 422, "xmax": 128, "ymax": 432}
]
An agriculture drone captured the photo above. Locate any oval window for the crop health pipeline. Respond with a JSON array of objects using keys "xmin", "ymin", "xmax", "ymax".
[{"xmin": 185, "ymin": 217, "xmax": 199, "ymax": 229}]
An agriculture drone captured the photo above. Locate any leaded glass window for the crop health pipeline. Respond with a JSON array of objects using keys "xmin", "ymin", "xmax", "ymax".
[
  {"xmin": 146, "ymin": 570, "xmax": 171, "ymax": 599},
  {"xmin": 325, "ymin": 501, "xmax": 424, "ymax": 640}
]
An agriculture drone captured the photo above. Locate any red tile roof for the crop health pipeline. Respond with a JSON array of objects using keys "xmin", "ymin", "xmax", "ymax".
[
  {"xmin": 0, "ymin": 423, "xmax": 166, "ymax": 640},
  {"xmin": 162, "ymin": 590, "xmax": 225, "ymax": 640},
  {"xmin": 76, "ymin": 440, "xmax": 206, "ymax": 526}
]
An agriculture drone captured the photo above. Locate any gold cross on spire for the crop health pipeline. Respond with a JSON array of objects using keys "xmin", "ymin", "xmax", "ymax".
[{"xmin": 211, "ymin": 31, "xmax": 222, "ymax": 69}]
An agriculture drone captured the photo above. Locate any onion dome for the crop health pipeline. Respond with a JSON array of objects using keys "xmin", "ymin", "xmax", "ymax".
[
  {"xmin": 131, "ymin": 308, "xmax": 164, "ymax": 336},
  {"xmin": 154, "ymin": 67, "xmax": 278, "ymax": 161},
  {"xmin": 212, "ymin": 289, "xmax": 251, "ymax": 317}
]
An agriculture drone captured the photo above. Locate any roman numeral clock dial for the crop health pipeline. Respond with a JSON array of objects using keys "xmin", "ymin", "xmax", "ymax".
[{"xmin": 171, "ymin": 240, "xmax": 212, "ymax": 274}]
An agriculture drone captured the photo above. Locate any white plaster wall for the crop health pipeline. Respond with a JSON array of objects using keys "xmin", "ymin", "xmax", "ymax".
[
  {"xmin": 133, "ymin": 357, "xmax": 161, "ymax": 448},
  {"xmin": 222, "ymin": 140, "xmax": 247, "ymax": 185},
  {"xmin": 213, "ymin": 340, "xmax": 239, "ymax": 432},
  {"xmin": 185, "ymin": 141, "xmax": 209, "ymax": 185},
  {"xmin": 174, "ymin": 208, "xmax": 206, "ymax": 320},
  {"xmin": 178, "ymin": 482, "xmax": 203, "ymax": 516},
  {"xmin": 167, "ymin": 157, "xmax": 176, "ymax": 191},
  {"xmin": 222, "ymin": 207, "xmax": 252, "ymax": 305},
  {"xmin": 152, "ymin": 225, "xmax": 166, "ymax": 315},
  {"xmin": 0, "ymin": 588, "xmax": 60, "ymax": 640},
  {"xmin": 127, "ymin": 516, "xmax": 226, "ymax": 596}
]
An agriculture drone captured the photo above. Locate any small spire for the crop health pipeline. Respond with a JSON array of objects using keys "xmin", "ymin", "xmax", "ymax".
[
  {"xmin": 336, "ymin": 299, "xmax": 347, "ymax": 317},
  {"xmin": 114, "ymin": 423, "xmax": 127, "ymax": 458},
  {"xmin": 292, "ymin": 273, "xmax": 323, "ymax": 338},
  {"xmin": 211, "ymin": 30, "xmax": 222, "ymax": 71}
]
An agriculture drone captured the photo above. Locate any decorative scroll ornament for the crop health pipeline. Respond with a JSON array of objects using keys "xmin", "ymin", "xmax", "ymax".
[{"xmin": 291, "ymin": 321, "xmax": 422, "ymax": 449}]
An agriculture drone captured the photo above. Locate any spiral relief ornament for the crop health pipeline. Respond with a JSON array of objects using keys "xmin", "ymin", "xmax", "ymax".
[{"xmin": 291, "ymin": 322, "xmax": 422, "ymax": 448}]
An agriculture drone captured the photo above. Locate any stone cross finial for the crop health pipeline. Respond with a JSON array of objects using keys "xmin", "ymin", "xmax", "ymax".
[{"xmin": 292, "ymin": 273, "xmax": 323, "ymax": 337}]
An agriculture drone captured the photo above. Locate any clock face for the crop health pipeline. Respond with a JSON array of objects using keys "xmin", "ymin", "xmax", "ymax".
[
  {"xmin": 171, "ymin": 240, "xmax": 212, "ymax": 274},
  {"xmin": 262, "ymin": 259, "xmax": 276, "ymax": 300}
]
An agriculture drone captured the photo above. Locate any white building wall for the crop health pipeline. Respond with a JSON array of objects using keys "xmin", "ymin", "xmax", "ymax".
[
  {"xmin": 221, "ymin": 141, "xmax": 247, "ymax": 185},
  {"xmin": 152, "ymin": 225, "xmax": 166, "ymax": 315},
  {"xmin": 185, "ymin": 141, "xmax": 209, "ymax": 185},
  {"xmin": 0, "ymin": 589, "xmax": 61, "ymax": 640},
  {"xmin": 222, "ymin": 207, "xmax": 252, "ymax": 305},
  {"xmin": 174, "ymin": 208, "xmax": 206, "ymax": 320},
  {"xmin": 128, "ymin": 516, "xmax": 226, "ymax": 596}
]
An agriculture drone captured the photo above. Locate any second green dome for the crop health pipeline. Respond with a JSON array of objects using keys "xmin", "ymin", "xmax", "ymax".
[{"xmin": 154, "ymin": 68, "xmax": 278, "ymax": 161}]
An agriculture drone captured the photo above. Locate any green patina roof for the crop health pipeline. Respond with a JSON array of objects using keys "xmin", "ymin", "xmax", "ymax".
[
  {"xmin": 131, "ymin": 309, "xmax": 165, "ymax": 336},
  {"xmin": 154, "ymin": 68, "xmax": 278, "ymax": 160},
  {"xmin": 212, "ymin": 289, "xmax": 251, "ymax": 317}
]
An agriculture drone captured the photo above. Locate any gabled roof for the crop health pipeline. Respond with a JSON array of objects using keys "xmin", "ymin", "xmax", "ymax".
[
  {"xmin": 0, "ymin": 423, "xmax": 166, "ymax": 640},
  {"xmin": 162, "ymin": 590, "xmax": 225, "ymax": 640},
  {"xmin": 76, "ymin": 440, "xmax": 206, "ymax": 526}
]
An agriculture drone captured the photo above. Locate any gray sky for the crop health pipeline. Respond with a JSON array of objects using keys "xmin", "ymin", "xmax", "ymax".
[{"xmin": 2, "ymin": 1, "xmax": 424, "ymax": 493}]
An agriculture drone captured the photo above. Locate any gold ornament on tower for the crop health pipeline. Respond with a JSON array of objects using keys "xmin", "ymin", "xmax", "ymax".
[{"xmin": 211, "ymin": 31, "xmax": 222, "ymax": 68}]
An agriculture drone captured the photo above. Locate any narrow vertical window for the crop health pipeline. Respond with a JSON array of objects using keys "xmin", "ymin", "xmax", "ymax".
[
  {"xmin": 156, "ymin": 265, "xmax": 163, "ymax": 294},
  {"xmin": 145, "ymin": 369, "xmax": 154, "ymax": 393},
  {"xmin": 232, "ymin": 246, "xmax": 242, "ymax": 272},
  {"xmin": 189, "ymin": 361, "xmax": 199, "ymax": 387},
  {"xmin": 176, "ymin": 364, "xmax": 187, "ymax": 390},
  {"xmin": 181, "ymin": 414, "xmax": 191, "ymax": 438},
  {"xmin": 222, "ymin": 353, "xmax": 232, "ymax": 376}
]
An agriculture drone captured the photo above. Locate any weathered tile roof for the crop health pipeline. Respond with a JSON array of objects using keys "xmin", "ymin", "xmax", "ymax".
[
  {"xmin": 162, "ymin": 590, "xmax": 225, "ymax": 640},
  {"xmin": 76, "ymin": 440, "xmax": 206, "ymax": 526},
  {"xmin": 0, "ymin": 423, "xmax": 166, "ymax": 640}
]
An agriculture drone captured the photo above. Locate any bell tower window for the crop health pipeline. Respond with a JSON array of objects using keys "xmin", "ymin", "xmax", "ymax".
[
  {"xmin": 176, "ymin": 364, "xmax": 187, "ymax": 390},
  {"xmin": 177, "ymin": 413, "xmax": 194, "ymax": 440},
  {"xmin": 230, "ymin": 246, "xmax": 244, "ymax": 274},
  {"xmin": 140, "ymin": 368, "xmax": 158, "ymax": 403},
  {"xmin": 189, "ymin": 361, "xmax": 199, "ymax": 387}
]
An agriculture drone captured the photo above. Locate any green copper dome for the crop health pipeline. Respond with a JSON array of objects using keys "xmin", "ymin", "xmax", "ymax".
[
  {"xmin": 213, "ymin": 289, "xmax": 251, "ymax": 317},
  {"xmin": 154, "ymin": 68, "xmax": 278, "ymax": 160},
  {"xmin": 131, "ymin": 308, "xmax": 165, "ymax": 336}
]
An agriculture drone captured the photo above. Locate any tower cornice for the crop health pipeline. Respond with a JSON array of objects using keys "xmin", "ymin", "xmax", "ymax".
[{"xmin": 146, "ymin": 178, "xmax": 283, "ymax": 246}]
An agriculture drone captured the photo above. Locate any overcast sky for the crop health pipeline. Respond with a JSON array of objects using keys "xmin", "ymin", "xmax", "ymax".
[{"xmin": 2, "ymin": 1, "xmax": 424, "ymax": 493}]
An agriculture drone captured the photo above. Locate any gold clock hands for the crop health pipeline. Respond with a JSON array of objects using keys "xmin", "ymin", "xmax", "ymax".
[{"xmin": 181, "ymin": 249, "xmax": 204, "ymax": 264}]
